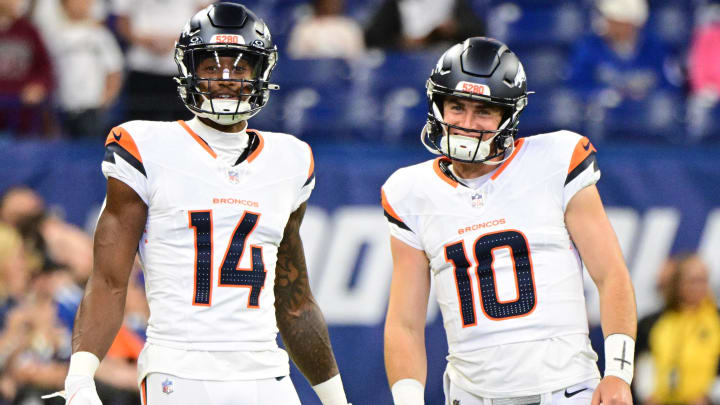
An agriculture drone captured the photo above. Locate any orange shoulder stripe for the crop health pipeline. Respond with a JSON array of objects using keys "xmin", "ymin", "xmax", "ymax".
[
  {"xmin": 178, "ymin": 120, "xmax": 217, "ymax": 158},
  {"xmin": 568, "ymin": 136, "xmax": 597, "ymax": 174},
  {"xmin": 307, "ymin": 144, "xmax": 315, "ymax": 179},
  {"xmin": 105, "ymin": 126, "xmax": 143, "ymax": 163}
]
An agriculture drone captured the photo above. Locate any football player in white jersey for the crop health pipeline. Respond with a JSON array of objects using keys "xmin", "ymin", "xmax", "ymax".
[
  {"xmin": 47, "ymin": 3, "xmax": 351, "ymax": 405},
  {"xmin": 382, "ymin": 37, "xmax": 637, "ymax": 405}
]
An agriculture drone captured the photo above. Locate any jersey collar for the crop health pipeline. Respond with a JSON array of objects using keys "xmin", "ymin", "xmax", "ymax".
[
  {"xmin": 177, "ymin": 120, "xmax": 265, "ymax": 165},
  {"xmin": 432, "ymin": 138, "xmax": 526, "ymax": 187}
]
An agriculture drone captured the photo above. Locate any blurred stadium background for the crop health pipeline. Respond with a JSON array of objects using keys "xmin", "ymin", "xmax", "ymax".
[{"xmin": 1, "ymin": 0, "xmax": 719, "ymax": 404}]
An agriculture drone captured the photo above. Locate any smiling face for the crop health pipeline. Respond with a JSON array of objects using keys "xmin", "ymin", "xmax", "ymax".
[{"xmin": 442, "ymin": 96, "xmax": 504, "ymax": 141}]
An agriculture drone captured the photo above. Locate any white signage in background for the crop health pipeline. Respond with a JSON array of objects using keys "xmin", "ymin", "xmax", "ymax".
[
  {"xmin": 700, "ymin": 209, "xmax": 720, "ymax": 297},
  {"xmin": 628, "ymin": 208, "xmax": 681, "ymax": 318},
  {"xmin": 301, "ymin": 206, "xmax": 441, "ymax": 325},
  {"xmin": 299, "ymin": 206, "xmax": 332, "ymax": 288},
  {"xmin": 313, "ymin": 206, "xmax": 394, "ymax": 324}
]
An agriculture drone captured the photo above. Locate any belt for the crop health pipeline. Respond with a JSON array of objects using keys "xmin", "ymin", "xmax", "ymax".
[{"xmin": 491, "ymin": 395, "xmax": 541, "ymax": 405}]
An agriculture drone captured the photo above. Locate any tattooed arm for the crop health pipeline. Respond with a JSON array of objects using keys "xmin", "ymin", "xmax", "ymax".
[{"xmin": 274, "ymin": 202, "xmax": 339, "ymax": 384}]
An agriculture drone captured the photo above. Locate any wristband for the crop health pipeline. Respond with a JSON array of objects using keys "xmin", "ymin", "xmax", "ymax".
[
  {"xmin": 67, "ymin": 351, "xmax": 100, "ymax": 377},
  {"xmin": 603, "ymin": 333, "xmax": 635, "ymax": 385},
  {"xmin": 312, "ymin": 374, "xmax": 350, "ymax": 405},
  {"xmin": 391, "ymin": 378, "xmax": 424, "ymax": 405}
]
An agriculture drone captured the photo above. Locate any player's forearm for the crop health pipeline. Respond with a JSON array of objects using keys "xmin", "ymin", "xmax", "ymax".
[
  {"xmin": 597, "ymin": 269, "xmax": 637, "ymax": 339},
  {"xmin": 384, "ymin": 322, "xmax": 427, "ymax": 386},
  {"xmin": 277, "ymin": 299, "xmax": 339, "ymax": 385},
  {"xmin": 71, "ymin": 273, "xmax": 128, "ymax": 358},
  {"xmin": 275, "ymin": 203, "xmax": 339, "ymax": 384}
]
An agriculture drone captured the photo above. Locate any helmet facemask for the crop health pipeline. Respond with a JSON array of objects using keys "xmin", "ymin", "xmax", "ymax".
[
  {"xmin": 175, "ymin": 44, "xmax": 278, "ymax": 125},
  {"xmin": 421, "ymin": 80, "xmax": 527, "ymax": 164}
]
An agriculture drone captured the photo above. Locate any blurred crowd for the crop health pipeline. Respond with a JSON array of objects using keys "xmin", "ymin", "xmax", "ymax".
[
  {"xmin": 0, "ymin": 0, "xmax": 719, "ymax": 142},
  {"xmin": 0, "ymin": 187, "xmax": 147, "ymax": 405}
]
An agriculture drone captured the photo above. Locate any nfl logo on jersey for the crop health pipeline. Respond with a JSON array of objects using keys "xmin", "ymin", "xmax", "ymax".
[
  {"xmin": 227, "ymin": 168, "xmax": 240, "ymax": 184},
  {"xmin": 471, "ymin": 192, "xmax": 484, "ymax": 209},
  {"xmin": 161, "ymin": 378, "xmax": 174, "ymax": 395}
]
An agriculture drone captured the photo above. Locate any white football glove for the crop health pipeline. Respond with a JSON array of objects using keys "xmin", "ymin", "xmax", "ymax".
[
  {"xmin": 42, "ymin": 375, "xmax": 102, "ymax": 405},
  {"xmin": 64, "ymin": 375, "xmax": 103, "ymax": 405}
]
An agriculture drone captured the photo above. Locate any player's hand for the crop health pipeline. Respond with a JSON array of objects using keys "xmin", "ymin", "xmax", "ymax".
[
  {"xmin": 591, "ymin": 376, "xmax": 632, "ymax": 405},
  {"xmin": 65, "ymin": 375, "xmax": 103, "ymax": 405},
  {"xmin": 42, "ymin": 375, "xmax": 103, "ymax": 404}
]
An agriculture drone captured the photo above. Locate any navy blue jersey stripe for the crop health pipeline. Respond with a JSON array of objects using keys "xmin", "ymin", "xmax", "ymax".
[
  {"xmin": 303, "ymin": 171, "xmax": 315, "ymax": 187},
  {"xmin": 106, "ymin": 142, "xmax": 147, "ymax": 177},
  {"xmin": 103, "ymin": 148, "xmax": 116, "ymax": 164},
  {"xmin": 384, "ymin": 210, "xmax": 411, "ymax": 231},
  {"xmin": 565, "ymin": 152, "xmax": 597, "ymax": 186},
  {"xmin": 234, "ymin": 133, "xmax": 261, "ymax": 165}
]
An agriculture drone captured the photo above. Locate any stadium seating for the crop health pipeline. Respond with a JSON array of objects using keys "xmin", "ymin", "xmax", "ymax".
[{"xmin": 244, "ymin": 0, "xmax": 709, "ymax": 144}]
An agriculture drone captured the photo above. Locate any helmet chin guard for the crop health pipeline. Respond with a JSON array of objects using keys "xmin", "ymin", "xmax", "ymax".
[{"xmin": 197, "ymin": 98, "xmax": 252, "ymax": 125}]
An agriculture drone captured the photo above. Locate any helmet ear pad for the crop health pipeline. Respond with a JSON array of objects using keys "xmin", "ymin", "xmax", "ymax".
[
  {"xmin": 494, "ymin": 132, "xmax": 513, "ymax": 151},
  {"xmin": 493, "ymin": 107, "xmax": 516, "ymax": 151},
  {"xmin": 427, "ymin": 95, "xmax": 446, "ymax": 139},
  {"xmin": 430, "ymin": 120, "xmax": 443, "ymax": 139}
]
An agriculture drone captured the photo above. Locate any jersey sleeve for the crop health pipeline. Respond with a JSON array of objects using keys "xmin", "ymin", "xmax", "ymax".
[
  {"xmin": 562, "ymin": 135, "xmax": 601, "ymax": 210},
  {"xmin": 101, "ymin": 125, "xmax": 150, "ymax": 205},
  {"xmin": 291, "ymin": 143, "xmax": 315, "ymax": 211},
  {"xmin": 381, "ymin": 184, "xmax": 422, "ymax": 250}
]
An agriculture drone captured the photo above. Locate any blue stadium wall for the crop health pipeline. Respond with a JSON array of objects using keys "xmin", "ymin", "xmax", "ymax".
[{"xmin": 1, "ymin": 138, "xmax": 719, "ymax": 404}]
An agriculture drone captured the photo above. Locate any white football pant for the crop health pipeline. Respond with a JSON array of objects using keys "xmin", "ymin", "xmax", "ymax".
[
  {"xmin": 141, "ymin": 372, "xmax": 302, "ymax": 405},
  {"xmin": 444, "ymin": 374, "xmax": 600, "ymax": 405}
]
